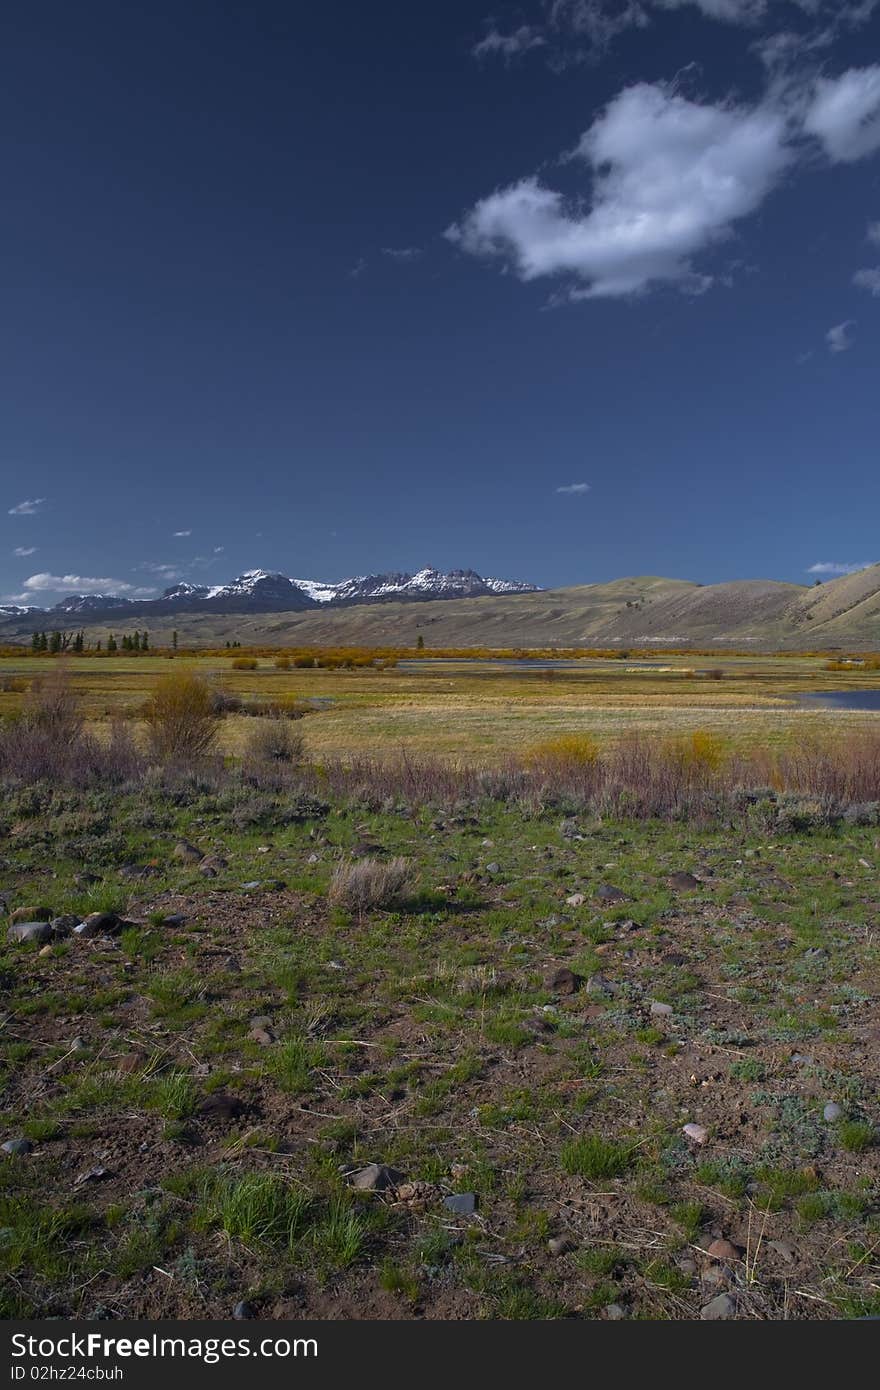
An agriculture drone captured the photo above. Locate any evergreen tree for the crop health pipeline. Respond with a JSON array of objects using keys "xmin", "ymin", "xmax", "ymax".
[
  {"xmin": 49, "ymin": 631, "xmax": 62, "ymax": 654},
  {"xmin": 142, "ymin": 631, "xmax": 149, "ymax": 651},
  {"xmin": 38, "ymin": 631, "xmax": 48, "ymax": 652},
  {"xmin": 31, "ymin": 632, "xmax": 40, "ymax": 652},
  {"xmin": 172, "ymin": 630, "xmax": 178, "ymax": 650},
  {"xmin": 133, "ymin": 631, "xmax": 141, "ymax": 651},
  {"xmin": 73, "ymin": 631, "xmax": 84, "ymax": 653},
  {"xmin": 96, "ymin": 639, "xmax": 102, "ymax": 652},
  {"xmin": 107, "ymin": 634, "xmax": 117, "ymax": 653},
  {"xmin": 416, "ymin": 634, "xmax": 425, "ymax": 650}
]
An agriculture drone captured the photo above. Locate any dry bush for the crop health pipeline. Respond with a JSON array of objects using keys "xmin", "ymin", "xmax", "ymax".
[
  {"xmin": 274, "ymin": 656, "xmax": 291, "ymax": 671},
  {"xmin": 21, "ymin": 669, "xmax": 83, "ymax": 742},
  {"xmin": 328, "ymin": 856, "xmax": 414, "ymax": 912},
  {"xmin": 526, "ymin": 733, "xmax": 599, "ymax": 769},
  {"xmin": 231, "ymin": 656, "xmax": 258, "ymax": 670},
  {"xmin": 143, "ymin": 670, "xmax": 220, "ymax": 762},
  {"xmin": 667, "ymin": 729, "xmax": 727, "ymax": 772},
  {"xmin": 244, "ymin": 718, "xmax": 304, "ymax": 765}
]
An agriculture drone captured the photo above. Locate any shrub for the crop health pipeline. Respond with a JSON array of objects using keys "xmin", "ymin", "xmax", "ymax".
[
  {"xmin": 274, "ymin": 657, "xmax": 291, "ymax": 671},
  {"xmin": 142, "ymin": 671, "xmax": 220, "ymax": 762},
  {"xmin": 328, "ymin": 856, "xmax": 414, "ymax": 912},
  {"xmin": 231, "ymin": 657, "xmax": 258, "ymax": 671},
  {"xmin": 527, "ymin": 733, "xmax": 599, "ymax": 768},
  {"xmin": 244, "ymin": 719, "xmax": 305, "ymax": 765}
]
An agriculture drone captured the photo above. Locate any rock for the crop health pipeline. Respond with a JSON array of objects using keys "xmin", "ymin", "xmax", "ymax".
[
  {"xmin": 232, "ymin": 1301, "xmax": 255, "ymax": 1320},
  {"xmin": 565, "ymin": 893, "xmax": 586, "ymax": 908},
  {"xmin": 50, "ymin": 915, "xmax": 82, "ymax": 937},
  {"xmin": 74, "ymin": 912, "xmax": 120, "ymax": 939},
  {"xmin": 546, "ymin": 967, "xmax": 581, "ymax": 996},
  {"xmin": 586, "ymin": 973, "xmax": 614, "ymax": 998},
  {"xmin": 485, "ymin": 862, "xmax": 500, "ymax": 875},
  {"xmin": 250, "ymin": 1015, "xmax": 274, "ymax": 1031},
  {"xmin": 75, "ymin": 1165, "xmax": 111, "ymax": 1185},
  {"xmin": 683, "ymin": 1123, "xmax": 709, "ymax": 1145},
  {"xmin": 768, "ymin": 1239, "xmax": 795, "ymax": 1263},
  {"xmin": 548, "ymin": 1236, "xmax": 572, "ymax": 1257},
  {"xmin": 161, "ymin": 914, "xmax": 186, "ymax": 927},
  {"xmin": 10, "ymin": 906, "xmax": 52, "ymax": 925},
  {"xmin": 443, "ymin": 1193, "xmax": 477, "ymax": 1215},
  {"xmin": 198, "ymin": 1092, "xmax": 245, "ymax": 1121},
  {"xmin": 307, "ymin": 853, "xmax": 320, "ymax": 864},
  {"xmin": 256, "ymin": 845, "xmax": 271, "ymax": 855},
  {"xmin": 595, "ymin": 884, "xmax": 626, "ymax": 903},
  {"xmin": 2, "ymin": 1137, "xmax": 33, "ymax": 1156},
  {"xmin": 700, "ymin": 1293, "xmax": 738, "ymax": 1320},
  {"xmin": 823, "ymin": 1102, "xmax": 843, "ymax": 1122},
  {"xmin": 173, "ymin": 840, "xmax": 202, "ymax": 864},
  {"xmin": 248, "ymin": 1027, "xmax": 275, "ymax": 1046},
  {"xmin": 791, "ymin": 1053, "xmax": 814, "ymax": 1065},
  {"xmin": 603, "ymin": 1303, "xmax": 627, "ymax": 1320},
  {"xmin": 241, "ymin": 880, "xmax": 261, "ymax": 890},
  {"xmin": 199, "ymin": 855, "xmax": 228, "ymax": 878},
  {"xmin": 650, "ymin": 1000, "xmax": 673, "ymax": 1017},
  {"xmin": 706, "ymin": 1239, "xmax": 742, "ymax": 1262},
  {"xmin": 7, "ymin": 922, "xmax": 53, "ymax": 945},
  {"xmin": 560, "ymin": 820, "xmax": 581, "ymax": 840},
  {"xmin": 677, "ymin": 1257, "xmax": 698, "ymax": 1276},
  {"xmin": 668, "ymin": 871, "xmax": 700, "ymax": 891},
  {"xmin": 347, "ymin": 1163, "xmax": 405, "ymax": 1192},
  {"xmin": 38, "ymin": 945, "xmax": 53, "ymax": 957},
  {"xmin": 481, "ymin": 838, "xmax": 494, "ymax": 848},
  {"xmin": 69, "ymin": 1036, "xmax": 87, "ymax": 1052}
]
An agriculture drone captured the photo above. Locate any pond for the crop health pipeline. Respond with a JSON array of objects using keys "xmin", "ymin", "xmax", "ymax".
[{"xmin": 798, "ymin": 690, "xmax": 880, "ymax": 711}]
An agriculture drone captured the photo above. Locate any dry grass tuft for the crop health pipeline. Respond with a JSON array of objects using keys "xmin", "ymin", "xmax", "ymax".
[{"xmin": 328, "ymin": 856, "xmax": 414, "ymax": 912}]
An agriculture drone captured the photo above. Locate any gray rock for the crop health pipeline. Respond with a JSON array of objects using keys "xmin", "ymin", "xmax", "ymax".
[
  {"xmin": 7, "ymin": 922, "xmax": 53, "ymax": 945},
  {"xmin": 700, "ymin": 1293, "xmax": 738, "ymax": 1320},
  {"xmin": 443, "ymin": 1193, "xmax": 477, "ymax": 1215},
  {"xmin": 2, "ymin": 1138, "xmax": 33, "ymax": 1156},
  {"xmin": 683, "ymin": 1123, "xmax": 709, "ymax": 1145},
  {"xmin": 546, "ymin": 967, "xmax": 582, "ymax": 996},
  {"xmin": 768, "ymin": 1239, "xmax": 795, "ymax": 1263},
  {"xmin": 586, "ymin": 973, "xmax": 615, "ymax": 998},
  {"xmin": 232, "ymin": 1301, "xmax": 255, "ymax": 1320},
  {"xmin": 74, "ymin": 912, "xmax": 120, "ymax": 939},
  {"xmin": 823, "ymin": 1102, "xmax": 843, "ymax": 1122},
  {"xmin": 604, "ymin": 1303, "xmax": 627, "ymax": 1320},
  {"xmin": 241, "ymin": 880, "xmax": 261, "ymax": 890},
  {"xmin": 347, "ymin": 1163, "xmax": 405, "ymax": 1192},
  {"xmin": 668, "ymin": 871, "xmax": 700, "ymax": 891},
  {"xmin": 485, "ymin": 862, "xmax": 500, "ymax": 875},
  {"xmin": 50, "ymin": 915, "xmax": 82, "ymax": 937},
  {"xmin": 650, "ymin": 1000, "xmax": 673, "ymax": 1017},
  {"xmin": 565, "ymin": 893, "xmax": 586, "ymax": 908},
  {"xmin": 249, "ymin": 1015, "xmax": 274, "ymax": 1031},
  {"xmin": 595, "ymin": 884, "xmax": 626, "ymax": 903},
  {"xmin": 162, "ymin": 914, "xmax": 186, "ymax": 927},
  {"xmin": 173, "ymin": 840, "xmax": 202, "ymax": 864},
  {"xmin": 548, "ymin": 1235, "xmax": 572, "ymax": 1257}
]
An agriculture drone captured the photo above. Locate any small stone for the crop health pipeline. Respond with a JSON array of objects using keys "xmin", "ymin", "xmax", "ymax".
[
  {"xmin": 199, "ymin": 855, "xmax": 228, "ymax": 878},
  {"xmin": 668, "ymin": 871, "xmax": 700, "ymax": 891},
  {"xmin": 700, "ymin": 1292, "xmax": 738, "ymax": 1320},
  {"xmin": 791, "ymin": 1053, "xmax": 814, "ymax": 1065},
  {"xmin": 443, "ymin": 1193, "xmax": 477, "ymax": 1215},
  {"xmin": 650, "ymin": 1000, "xmax": 673, "ymax": 1017},
  {"xmin": 69, "ymin": 1036, "xmax": 87, "ymax": 1052},
  {"xmin": 173, "ymin": 840, "xmax": 202, "ymax": 863},
  {"xmin": 241, "ymin": 880, "xmax": 261, "ymax": 890},
  {"xmin": 347, "ymin": 1163, "xmax": 405, "ymax": 1192},
  {"xmin": 10, "ymin": 906, "xmax": 52, "ymax": 925},
  {"xmin": 307, "ymin": 853, "xmax": 320, "ymax": 864},
  {"xmin": 2, "ymin": 1138, "xmax": 33, "ymax": 1156},
  {"xmin": 548, "ymin": 1236, "xmax": 572, "ymax": 1257},
  {"xmin": 603, "ymin": 1303, "xmax": 627, "ymax": 1320},
  {"xmin": 546, "ymin": 967, "xmax": 581, "ymax": 996},
  {"xmin": 706, "ymin": 1238, "xmax": 742, "ymax": 1262},
  {"xmin": 595, "ymin": 884, "xmax": 626, "ymax": 902},
  {"xmin": 7, "ymin": 922, "xmax": 53, "ymax": 944},
  {"xmin": 677, "ymin": 1257, "xmax": 698, "ymax": 1276},
  {"xmin": 249, "ymin": 1015, "xmax": 274, "ymax": 1031},
  {"xmin": 75, "ymin": 1165, "xmax": 110, "ymax": 1185},
  {"xmin": 162, "ymin": 914, "xmax": 186, "ymax": 927},
  {"xmin": 38, "ymin": 945, "xmax": 53, "ymax": 956},
  {"xmin": 256, "ymin": 846, "xmax": 271, "ymax": 854},
  {"xmin": 481, "ymin": 838, "xmax": 494, "ymax": 848},
  {"xmin": 50, "ymin": 915, "xmax": 82, "ymax": 937},
  {"xmin": 565, "ymin": 893, "xmax": 586, "ymax": 908},
  {"xmin": 683, "ymin": 1123, "xmax": 709, "ymax": 1145},
  {"xmin": 768, "ymin": 1239, "xmax": 795, "ymax": 1263},
  {"xmin": 823, "ymin": 1102, "xmax": 843, "ymax": 1122},
  {"xmin": 198, "ymin": 1092, "xmax": 245, "ymax": 1121},
  {"xmin": 248, "ymin": 1027, "xmax": 275, "ymax": 1046},
  {"xmin": 485, "ymin": 862, "xmax": 500, "ymax": 875},
  {"xmin": 232, "ymin": 1301, "xmax": 255, "ymax": 1320},
  {"xmin": 586, "ymin": 973, "xmax": 614, "ymax": 998}
]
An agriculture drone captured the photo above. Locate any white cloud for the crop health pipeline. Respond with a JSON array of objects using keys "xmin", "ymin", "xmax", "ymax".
[
  {"xmin": 138, "ymin": 562, "xmax": 184, "ymax": 580},
  {"xmin": 173, "ymin": 529, "xmax": 192, "ymax": 537},
  {"xmin": 8, "ymin": 498, "xmax": 45, "ymax": 516},
  {"xmin": 13, "ymin": 546, "xmax": 37, "ymax": 557},
  {"xmin": 349, "ymin": 257, "xmax": 367, "ymax": 279},
  {"xmin": 473, "ymin": 25, "xmax": 546, "ymax": 60},
  {"xmin": 555, "ymin": 482, "xmax": 591, "ymax": 493},
  {"xmin": 853, "ymin": 266, "xmax": 880, "ymax": 296},
  {"xmin": 213, "ymin": 545, "xmax": 225, "ymax": 553},
  {"xmin": 803, "ymin": 66, "xmax": 880, "ymax": 162},
  {"xmin": 867, "ymin": 221, "xmax": 880, "ymax": 245},
  {"xmin": 381, "ymin": 246, "xmax": 423, "ymax": 260},
  {"xmin": 826, "ymin": 319, "xmax": 856, "ymax": 352},
  {"xmin": 448, "ymin": 83, "xmax": 791, "ymax": 298},
  {"xmin": 807, "ymin": 560, "xmax": 876, "ymax": 574},
  {"xmin": 20, "ymin": 573, "xmax": 155, "ymax": 597}
]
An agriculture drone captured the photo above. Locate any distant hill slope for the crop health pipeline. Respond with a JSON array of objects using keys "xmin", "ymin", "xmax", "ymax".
[{"xmin": 3, "ymin": 568, "xmax": 880, "ymax": 650}]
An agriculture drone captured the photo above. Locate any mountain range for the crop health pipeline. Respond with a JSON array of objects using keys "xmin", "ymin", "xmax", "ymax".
[
  {"xmin": 0, "ymin": 567, "xmax": 539, "ymax": 621},
  {"xmin": 2, "ymin": 566, "xmax": 880, "ymax": 650}
]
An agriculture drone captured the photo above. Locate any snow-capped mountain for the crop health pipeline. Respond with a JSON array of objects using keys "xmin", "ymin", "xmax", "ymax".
[{"xmin": 3, "ymin": 566, "xmax": 539, "ymax": 624}]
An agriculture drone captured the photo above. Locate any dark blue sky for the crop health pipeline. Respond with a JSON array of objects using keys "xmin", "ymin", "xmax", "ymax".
[{"xmin": 3, "ymin": 0, "xmax": 880, "ymax": 604}]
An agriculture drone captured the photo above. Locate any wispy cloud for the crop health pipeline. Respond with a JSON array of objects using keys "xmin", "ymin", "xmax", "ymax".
[
  {"xmin": 381, "ymin": 246, "xmax": 423, "ymax": 261},
  {"xmin": 555, "ymin": 482, "xmax": 591, "ymax": 494},
  {"xmin": 19, "ymin": 573, "xmax": 156, "ymax": 597},
  {"xmin": 868, "ymin": 221, "xmax": 880, "ymax": 246},
  {"xmin": 213, "ymin": 545, "xmax": 225, "ymax": 553},
  {"xmin": 826, "ymin": 320, "xmax": 856, "ymax": 352},
  {"xmin": 13, "ymin": 546, "xmax": 37, "ymax": 557},
  {"xmin": 807, "ymin": 560, "xmax": 876, "ymax": 575},
  {"xmin": 472, "ymin": 25, "xmax": 546, "ymax": 62},
  {"xmin": 173, "ymin": 529, "xmax": 192, "ymax": 538},
  {"xmin": 853, "ymin": 267, "xmax": 880, "ymax": 296},
  {"xmin": 8, "ymin": 498, "xmax": 45, "ymax": 516},
  {"xmin": 349, "ymin": 257, "xmax": 367, "ymax": 279},
  {"xmin": 138, "ymin": 562, "xmax": 184, "ymax": 581}
]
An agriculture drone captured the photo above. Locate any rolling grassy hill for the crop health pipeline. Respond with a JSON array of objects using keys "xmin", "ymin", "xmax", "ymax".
[{"xmin": 3, "ymin": 568, "xmax": 880, "ymax": 650}]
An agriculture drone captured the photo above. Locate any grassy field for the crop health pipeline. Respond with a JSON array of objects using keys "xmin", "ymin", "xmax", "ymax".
[
  {"xmin": 2, "ymin": 782, "xmax": 878, "ymax": 1319},
  {"xmin": 1, "ymin": 651, "xmax": 879, "ymax": 762}
]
